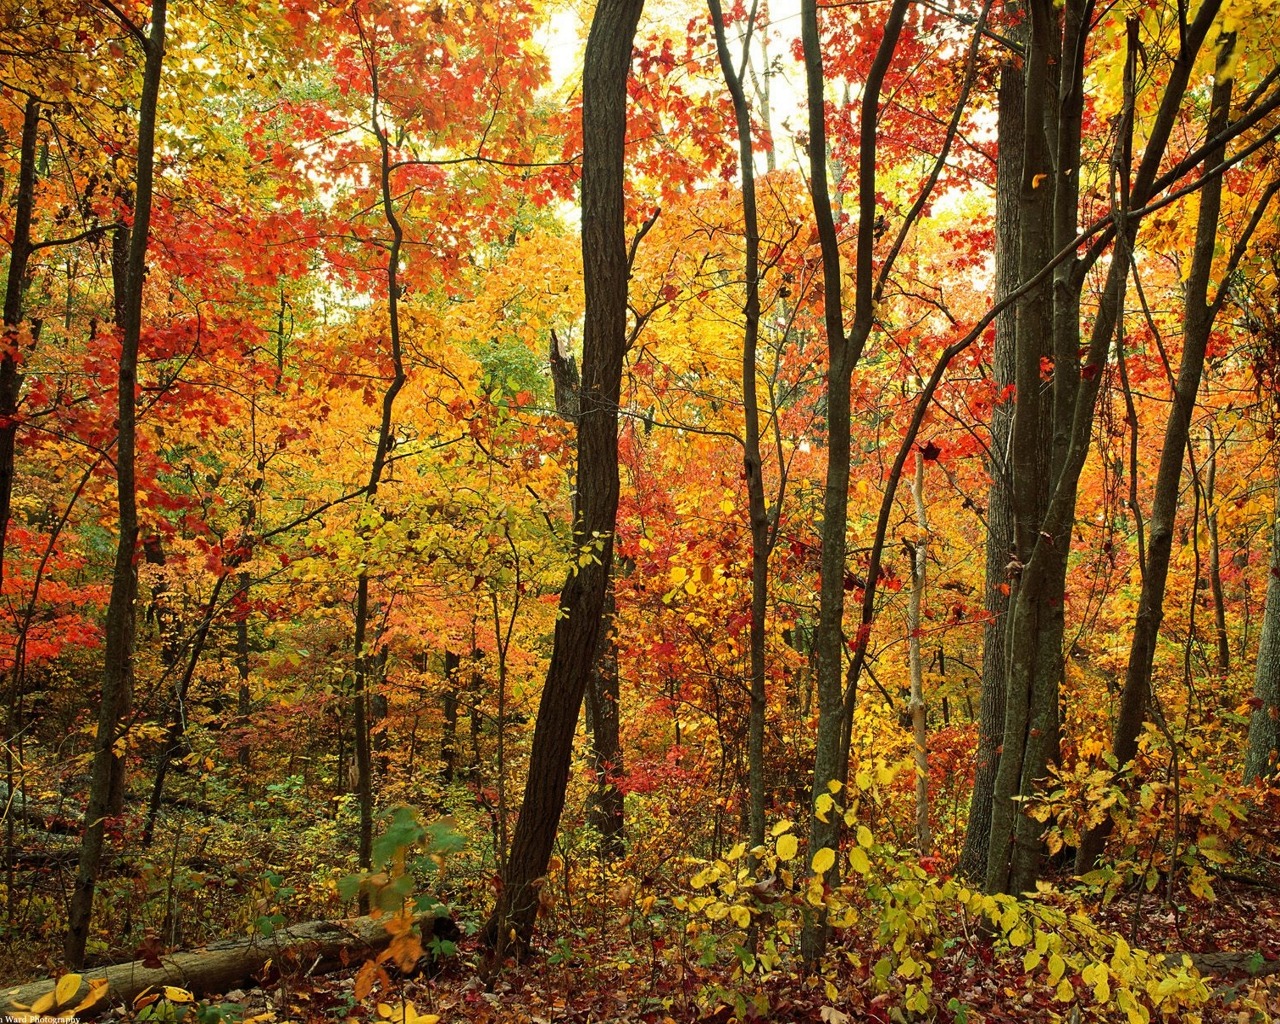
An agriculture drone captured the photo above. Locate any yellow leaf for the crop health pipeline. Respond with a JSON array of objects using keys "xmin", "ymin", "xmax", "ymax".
[
  {"xmin": 729, "ymin": 905, "xmax": 751, "ymax": 928},
  {"xmin": 770, "ymin": 819, "xmax": 793, "ymax": 837},
  {"xmin": 378, "ymin": 1003, "xmax": 395, "ymax": 1019},
  {"xmin": 31, "ymin": 990, "xmax": 56, "ymax": 1014},
  {"xmin": 1048, "ymin": 952, "xmax": 1066, "ymax": 985},
  {"xmin": 1032, "ymin": 173, "xmax": 1048, "ymax": 188},
  {"xmin": 164, "ymin": 986, "xmax": 194, "ymax": 1003},
  {"xmin": 856, "ymin": 825, "xmax": 873, "ymax": 848},
  {"xmin": 71, "ymin": 978, "xmax": 110, "ymax": 1014},
  {"xmin": 811, "ymin": 847, "xmax": 836, "ymax": 874},
  {"xmin": 1055, "ymin": 977, "xmax": 1074, "ymax": 1002},
  {"xmin": 54, "ymin": 974, "xmax": 81, "ymax": 1007},
  {"xmin": 848, "ymin": 847, "xmax": 870, "ymax": 876},
  {"xmin": 776, "ymin": 834, "xmax": 799, "ymax": 861}
]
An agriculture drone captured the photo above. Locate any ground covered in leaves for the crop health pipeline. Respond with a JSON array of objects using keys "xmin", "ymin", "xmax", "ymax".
[{"xmin": 55, "ymin": 871, "xmax": 1280, "ymax": 1024}]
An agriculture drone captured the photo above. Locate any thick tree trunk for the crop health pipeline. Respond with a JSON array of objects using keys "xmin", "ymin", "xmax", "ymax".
[
  {"xmin": 585, "ymin": 584, "xmax": 624, "ymax": 856},
  {"xmin": 66, "ymin": 0, "xmax": 166, "ymax": 968},
  {"xmin": 483, "ymin": 0, "xmax": 643, "ymax": 956},
  {"xmin": 1075, "ymin": 45, "xmax": 1235, "ymax": 872},
  {"xmin": 986, "ymin": 0, "xmax": 1222, "ymax": 897},
  {"xmin": 1246, "ymin": 478, "xmax": 1280, "ymax": 782},
  {"xmin": 958, "ymin": 23, "xmax": 1021, "ymax": 881}
]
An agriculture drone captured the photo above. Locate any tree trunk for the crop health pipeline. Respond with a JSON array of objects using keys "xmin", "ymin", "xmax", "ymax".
[
  {"xmin": 1246, "ymin": 476, "xmax": 1280, "ymax": 782},
  {"xmin": 908, "ymin": 454, "xmax": 931, "ymax": 856},
  {"xmin": 799, "ymin": 0, "xmax": 910, "ymax": 962},
  {"xmin": 957, "ymin": 19, "xmax": 1021, "ymax": 881},
  {"xmin": 709, "ymin": 0, "xmax": 773, "ymax": 856},
  {"xmin": 1075, "ymin": 42, "xmax": 1236, "ymax": 872},
  {"xmin": 0, "ymin": 97, "xmax": 39, "ymax": 588},
  {"xmin": 986, "ymin": 0, "xmax": 1223, "ymax": 897},
  {"xmin": 66, "ymin": 0, "xmax": 166, "ymax": 968},
  {"xmin": 441, "ymin": 651, "xmax": 460, "ymax": 784},
  {"xmin": 350, "ymin": 13, "xmax": 409, "ymax": 898},
  {"xmin": 584, "ymin": 583, "xmax": 624, "ymax": 856},
  {"xmin": 1204, "ymin": 427, "xmax": 1231, "ymax": 675},
  {"xmin": 483, "ymin": 0, "xmax": 644, "ymax": 956}
]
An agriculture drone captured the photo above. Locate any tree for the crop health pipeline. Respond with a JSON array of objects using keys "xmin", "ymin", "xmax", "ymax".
[
  {"xmin": 66, "ymin": 0, "xmax": 167, "ymax": 969},
  {"xmin": 485, "ymin": 0, "xmax": 646, "ymax": 956},
  {"xmin": 1077, "ymin": 33, "xmax": 1280, "ymax": 868}
]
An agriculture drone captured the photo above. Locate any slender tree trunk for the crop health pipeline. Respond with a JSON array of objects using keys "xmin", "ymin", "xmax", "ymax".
[
  {"xmin": 799, "ymin": 0, "xmax": 910, "ymax": 962},
  {"xmin": 483, "ymin": 0, "xmax": 644, "ymax": 956},
  {"xmin": 0, "ymin": 97, "xmax": 39, "ymax": 587},
  {"xmin": 441, "ymin": 651, "xmax": 460, "ymax": 784},
  {"xmin": 958, "ymin": 22, "xmax": 1021, "ymax": 880},
  {"xmin": 236, "ymin": 573, "xmax": 252, "ymax": 771},
  {"xmin": 1075, "ymin": 42, "xmax": 1236, "ymax": 872},
  {"xmin": 350, "ymin": 16, "xmax": 408, "ymax": 897},
  {"xmin": 908, "ymin": 454, "xmax": 931, "ymax": 856},
  {"xmin": 1204, "ymin": 427, "xmax": 1230, "ymax": 675},
  {"xmin": 709, "ymin": 0, "xmax": 773, "ymax": 856},
  {"xmin": 66, "ymin": 0, "xmax": 167, "ymax": 968}
]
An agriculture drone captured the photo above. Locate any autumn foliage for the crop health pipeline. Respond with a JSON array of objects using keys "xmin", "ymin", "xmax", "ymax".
[{"xmin": 1, "ymin": 0, "xmax": 1279, "ymax": 1020}]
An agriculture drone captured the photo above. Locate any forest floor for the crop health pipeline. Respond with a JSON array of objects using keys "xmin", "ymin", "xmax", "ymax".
[{"xmin": 73, "ymin": 874, "xmax": 1280, "ymax": 1024}]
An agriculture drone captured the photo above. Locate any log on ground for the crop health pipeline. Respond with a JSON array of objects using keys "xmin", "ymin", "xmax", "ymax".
[{"xmin": 1, "ymin": 913, "xmax": 433, "ymax": 1018}]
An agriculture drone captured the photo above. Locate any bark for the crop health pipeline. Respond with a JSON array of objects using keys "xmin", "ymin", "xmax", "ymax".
[
  {"xmin": 550, "ymin": 324, "xmax": 625, "ymax": 858},
  {"xmin": 0, "ymin": 97, "xmax": 39, "ymax": 587},
  {"xmin": 441, "ymin": 651, "xmax": 460, "ymax": 784},
  {"xmin": 799, "ymin": 0, "xmax": 910, "ymax": 962},
  {"xmin": 908, "ymin": 454, "xmax": 931, "ymax": 856},
  {"xmin": 1246, "ymin": 478, "xmax": 1280, "ymax": 782},
  {"xmin": 709, "ymin": 0, "xmax": 772, "ymax": 856},
  {"xmin": 584, "ymin": 583, "xmax": 624, "ymax": 856},
  {"xmin": 66, "ymin": 0, "xmax": 166, "ymax": 968},
  {"xmin": 957, "ymin": 18, "xmax": 1021, "ymax": 881},
  {"xmin": 351, "ymin": 14, "xmax": 409, "ymax": 896},
  {"xmin": 986, "ymin": 0, "xmax": 1223, "ymax": 897},
  {"xmin": 1204, "ymin": 428, "xmax": 1230, "ymax": 674},
  {"xmin": 483, "ymin": 0, "xmax": 643, "ymax": 955},
  {"xmin": 1076, "ymin": 41, "xmax": 1235, "ymax": 872},
  {"xmin": 8, "ymin": 915, "xmax": 446, "ymax": 1018},
  {"xmin": 236, "ymin": 573, "xmax": 252, "ymax": 771}
]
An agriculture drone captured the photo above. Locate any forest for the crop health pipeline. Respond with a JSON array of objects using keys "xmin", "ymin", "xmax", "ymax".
[{"xmin": 1, "ymin": 0, "xmax": 1279, "ymax": 1020}]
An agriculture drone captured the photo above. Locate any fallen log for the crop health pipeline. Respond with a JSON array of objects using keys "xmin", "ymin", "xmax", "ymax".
[{"xmin": 0, "ymin": 913, "xmax": 436, "ymax": 1018}]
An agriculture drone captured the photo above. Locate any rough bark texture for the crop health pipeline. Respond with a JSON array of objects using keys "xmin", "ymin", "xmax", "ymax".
[
  {"xmin": 1246, "ymin": 482, "xmax": 1280, "ymax": 782},
  {"xmin": 584, "ymin": 583, "xmax": 625, "ymax": 855},
  {"xmin": 987, "ymin": 0, "xmax": 1222, "ymax": 897},
  {"xmin": 66, "ymin": 0, "xmax": 166, "ymax": 968},
  {"xmin": 957, "ymin": 22, "xmax": 1021, "ymax": 881},
  {"xmin": 484, "ymin": 0, "xmax": 643, "ymax": 955}
]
